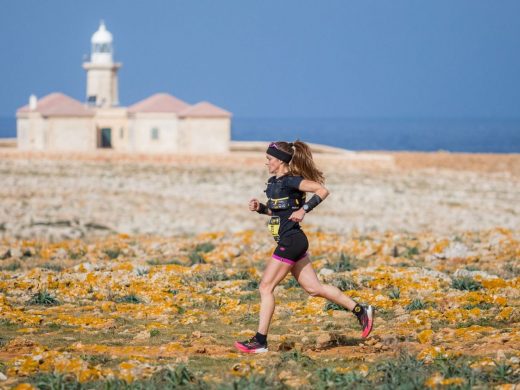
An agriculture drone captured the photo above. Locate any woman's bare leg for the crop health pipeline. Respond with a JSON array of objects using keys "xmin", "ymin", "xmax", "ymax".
[
  {"xmin": 257, "ymin": 258, "xmax": 293, "ymax": 335},
  {"xmin": 291, "ymin": 256, "xmax": 357, "ymax": 310}
]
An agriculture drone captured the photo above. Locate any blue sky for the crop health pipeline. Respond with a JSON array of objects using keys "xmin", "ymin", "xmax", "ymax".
[{"xmin": 1, "ymin": 0, "xmax": 519, "ymax": 118}]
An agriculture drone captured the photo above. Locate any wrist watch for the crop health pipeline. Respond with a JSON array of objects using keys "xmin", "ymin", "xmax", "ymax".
[{"xmin": 302, "ymin": 204, "xmax": 309, "ymax": 212}]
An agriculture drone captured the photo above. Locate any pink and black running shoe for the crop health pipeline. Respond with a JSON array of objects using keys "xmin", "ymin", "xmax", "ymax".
[
  {"xmin": 234, "ymin": 336, "xmax": 268, "ymax": 354},
  {"xmin": 357, "ymin": 305, "xmax": 374, "ymax": 338}
]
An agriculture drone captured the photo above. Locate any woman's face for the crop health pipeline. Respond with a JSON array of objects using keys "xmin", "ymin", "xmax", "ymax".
[{"xmin": 265, "ymin": 154, "xmax": 283, "ymax": 174}]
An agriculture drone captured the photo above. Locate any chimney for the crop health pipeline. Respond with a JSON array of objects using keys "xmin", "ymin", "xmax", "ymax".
[{"xmin": 29, "ymin": 94, "xmax": 37, "ymax": 111}]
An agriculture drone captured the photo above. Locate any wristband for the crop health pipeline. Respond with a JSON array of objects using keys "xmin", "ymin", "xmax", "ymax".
[
  {"xmin": 302, "ymin": 195, "xmax": 322, "ymax": 213},
  {"xmin": 256, "ymin": 203, "xmax": 268, "ymax": 214}
]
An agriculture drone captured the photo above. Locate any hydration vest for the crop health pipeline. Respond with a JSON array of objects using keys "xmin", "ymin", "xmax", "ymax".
[{"xmin": 265, "ymin": 175, "xmax": 306, "ymax": 211}]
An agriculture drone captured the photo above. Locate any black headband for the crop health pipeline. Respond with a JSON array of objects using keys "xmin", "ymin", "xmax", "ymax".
[{"xmin": 266, "ymin": 145, "xmax": 292, "ymax": 163}]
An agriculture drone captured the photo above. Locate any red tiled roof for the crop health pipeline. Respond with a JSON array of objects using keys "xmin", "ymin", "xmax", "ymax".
[
  {"xmin": 17, "ymin": 93, "xmax": 94, "ymax": 117},
  {"xmin": 178, "ymin": 101, "xmax": 231, "ymax": 118},
  {"xmin": 128, "ymin": 93, "xmax": 190, "ymax": 113}
]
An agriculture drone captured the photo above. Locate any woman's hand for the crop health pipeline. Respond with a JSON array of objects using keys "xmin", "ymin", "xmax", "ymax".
[
  {"xmin": 289, "ymin": 208, "xmax": 306, "ymax": 222},
  {"xmin": 249, "ymin": 198, "xmax": 260, "ymax": 212}
]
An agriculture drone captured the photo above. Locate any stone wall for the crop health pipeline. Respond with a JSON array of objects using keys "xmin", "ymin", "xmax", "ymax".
[
  {"xmin": 129, "ymin": 113, "xmax": 180, "ymax": 153},
  {"xmin": 178, "ymin": 118, "xmax": 230, "ymax": 153}
]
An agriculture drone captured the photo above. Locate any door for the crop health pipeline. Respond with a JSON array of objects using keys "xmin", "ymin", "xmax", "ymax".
[{"xmin": 99, "ymin": 127, "xmax": 112, "ymax": 148}]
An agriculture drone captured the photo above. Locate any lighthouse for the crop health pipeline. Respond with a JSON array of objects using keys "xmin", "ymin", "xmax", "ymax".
[
  {"xmin": 17, "ymin": 20, "xmax": 231, "ymax": 153},
  {"xmin": 82, "ymin": 21, "xmax": 121, "ymax": 107}
]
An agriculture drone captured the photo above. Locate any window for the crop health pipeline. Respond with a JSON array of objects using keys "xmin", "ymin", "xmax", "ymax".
[
  {"xmin": 93, "ymin": 43, "xmax": 112, "ymax": 53},
  {"xmin": 151, "ymin": 127, "xmax": 159, "ymax": 140}
]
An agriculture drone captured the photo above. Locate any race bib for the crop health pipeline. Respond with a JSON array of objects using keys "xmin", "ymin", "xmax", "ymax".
[{"xmin": 268, "ymin": 216, "xmax": 281, "ymax": 242}]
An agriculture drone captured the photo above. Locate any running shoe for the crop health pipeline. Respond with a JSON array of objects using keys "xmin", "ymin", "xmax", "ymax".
[
  {"xmin": 234, "ymin": 336, "xmax": 268, "ymax": 353},
  {"xmin": 357, "ymin": 305, "xmax": 374, "ymax": 338}
]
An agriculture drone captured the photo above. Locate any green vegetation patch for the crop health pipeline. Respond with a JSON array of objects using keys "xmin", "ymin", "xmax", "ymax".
[
  {"xmin": 114, "ymin": 294, "xmax": 142, "ymax": 304},
  {"xmin": 103, "ymin": 247, "xmax": 122, "ymax": 260},
  {"xmin": 28, "ymin": 290, "xmax": 60, "ymax": 306},
  {"xmin": 324, "ymin": 302, "xmax": 345, "ymax": 311},
  {"xmin": 452, "ymin": 276, "xmax": 483, "ymax": 291},
  {"xmin": 388, "ymin": 286, "xmax": 401, "ymax": 300},
  {"xmin": 405, "ymin": 298, "xmax": 427, "ymax": 311},
  {"xmin": 187, "ymin": 242, "xmax": 216, "ymax": 265},
  {"xmin": 326, "ymin": 252, "xmax": 357, "ymax": 272}
]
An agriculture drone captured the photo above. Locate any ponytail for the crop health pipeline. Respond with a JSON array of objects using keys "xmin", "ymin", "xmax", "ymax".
[{"xmin": 271, "ymin": 140, "xmax": 325, "ymax": 184}]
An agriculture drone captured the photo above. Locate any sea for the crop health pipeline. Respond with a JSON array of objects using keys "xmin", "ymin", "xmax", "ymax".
[{"xmin": 2, "ymin": 116, "xmax": 519, "ymax": 153}]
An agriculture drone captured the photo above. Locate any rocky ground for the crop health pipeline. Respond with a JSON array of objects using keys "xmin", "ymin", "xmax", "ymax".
[
  {"xmin": 0, "ymin": 150, "xmax": 519, "ymax": 388},
  {"xmin": 0, "ymin": 229, "xmax": 518, "ymax": 388},
  {"xmin": 0, "ymin": 150, "xmax": 519, "ymax": 241}
]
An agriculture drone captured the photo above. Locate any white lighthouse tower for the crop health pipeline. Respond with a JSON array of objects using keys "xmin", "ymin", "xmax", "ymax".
[{"xmin": 82, "ymin": 21, "xmax": 121, "ymax": 107}]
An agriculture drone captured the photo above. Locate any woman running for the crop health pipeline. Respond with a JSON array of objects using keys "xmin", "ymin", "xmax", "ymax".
[{"xmin": 234, "ymin": 141, "xmax": 374, "ymax": 353}]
